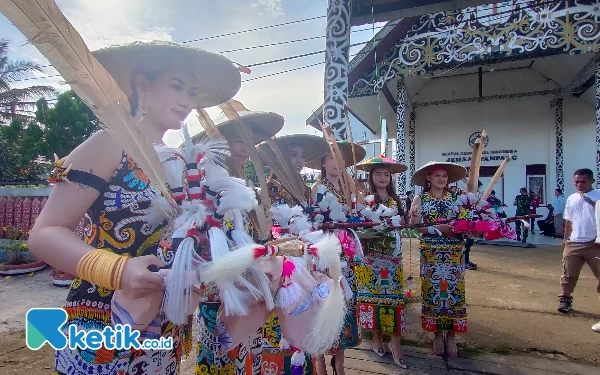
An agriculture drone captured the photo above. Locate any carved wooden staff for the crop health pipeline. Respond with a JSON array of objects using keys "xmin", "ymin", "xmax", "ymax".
[{"xmin": 467, "ymin": 130, "xmax": 487, "ymax": 193}]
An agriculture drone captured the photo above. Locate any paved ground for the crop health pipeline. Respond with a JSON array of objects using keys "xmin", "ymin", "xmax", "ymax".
[{"xmin": 1, "ymin": 237, "xmax": 599, "ymax": 374}]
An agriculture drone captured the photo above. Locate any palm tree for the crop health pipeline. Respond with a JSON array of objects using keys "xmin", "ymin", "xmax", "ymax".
[{"xmin": 0, "ymin": 39, "xmax": 56, "ymax": 123}]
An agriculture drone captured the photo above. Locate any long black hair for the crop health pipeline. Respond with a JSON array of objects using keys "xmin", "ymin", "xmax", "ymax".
[{"xmin": 367, "ymin": 165, "xmax": 404, "ymax": 216}]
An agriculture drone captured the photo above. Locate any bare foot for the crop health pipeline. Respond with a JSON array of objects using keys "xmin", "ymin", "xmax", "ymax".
[
  {"xmin": 446, "ymin": 331, "xmax": 458, "ymax": 357},
  {"xmin": 432, "ymin": 332, "xmax": 444, "ymax": 355}
]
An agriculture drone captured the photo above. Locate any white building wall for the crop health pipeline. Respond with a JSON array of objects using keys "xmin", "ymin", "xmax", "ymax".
[
  {"xmin": 403, "ymin": 68, "xmax": 595, "ymax": 218},
  {"xmin": 562, "ymin": 97, "xmax": 596, "ymax": 196}
]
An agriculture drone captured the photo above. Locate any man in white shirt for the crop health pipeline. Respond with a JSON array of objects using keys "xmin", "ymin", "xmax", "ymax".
[
  {"xmin": 553, "ymin": 188, "xmax": 566, "ymax": 238},
  {"xmin": 558, "ymin": 169, "xmax": 600, "ymax": 315}
]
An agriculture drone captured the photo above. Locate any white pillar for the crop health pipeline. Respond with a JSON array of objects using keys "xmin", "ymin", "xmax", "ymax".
[
  {"xmin": 408, "ymin": 109, "xmax": 416, "ymax": 190},
  {"xmin": 555, "ymin": 95, "xmax": 564, "ymax": 192},
  {"xmin": 323, "ymin": 0, "xmax": 351, "ymax": 140},
  {"xmin": 596, "ymin": 60, "xmax": 600, "ymax": 188},
  {"xmin": 396, "ymin": 77, "xmax": 407, "ymax": 196}
]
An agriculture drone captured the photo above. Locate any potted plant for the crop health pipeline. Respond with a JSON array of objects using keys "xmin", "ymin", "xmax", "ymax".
[{"xmin": 0, "ymin": 224, "xmax": 47, "ymax": 276}]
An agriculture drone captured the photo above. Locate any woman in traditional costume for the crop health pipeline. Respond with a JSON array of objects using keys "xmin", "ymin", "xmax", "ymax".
[
  {"xmin": 256, "ymin": 134, "xmax": 329, "ymax": 375},
  {"xmin": 410, "ymin": 161, "xmax": 468, "ymax": 357},
  {"xmin": 28, "ymin": 41, "xmax": 241, "ymax": 375},
  {"xmin": 191, "ymin": 107, "xmax": 284, "ymax": 375},
  {"xmin": 354, "ymin": 155, "xmax": 407, "ymax": 369},
  {"xmin": 308, "ymin": 141, "xmax": 365, "ymax": 375}
]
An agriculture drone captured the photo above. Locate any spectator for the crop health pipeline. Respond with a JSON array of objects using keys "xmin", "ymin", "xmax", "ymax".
[
  {"xmin": 530, "ymin": 191, "xmax": 540, "ymax": 233},
  {"xmin": 537, "ymin": 204, "xmax": 555, "ymax": 237},
  {"xmin": 514, "ymin": 188, "xmax": 532, "ymax": 242},
  {"xmin": 487, "ymin": 190, "xmax": 507, "ymax": 218},
  {"xmin": 554, "ymin": 188, "xmax": 566, "ymax": 238},
  {"xmin": 557, "ymin": 169, "xmax": 600, "ymax": 314},
  {"xmin": 449, "ymin": 185, "xmax": 458, "ymax": 200},
  {"xmin": 404, "ymin": 190, "xmax": 414, "ymax": 225}
]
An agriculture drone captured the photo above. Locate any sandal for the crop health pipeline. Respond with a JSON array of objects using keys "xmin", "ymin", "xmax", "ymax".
[
  {"xmin": 388, "ymin": 343, "xmax": 408, "ymax": 369},
  {"xmin": 372, "ymin": 347, "xmax": 385, "ymax": 357}
]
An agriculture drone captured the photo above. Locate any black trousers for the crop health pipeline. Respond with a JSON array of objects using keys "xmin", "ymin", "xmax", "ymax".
[
  {"xmin": 465, "ymin": 238, "xmax": 475, "ymax": 264},
  {"xmin": 515, "ymin": 219, "xmax": 528, "ymax": 239},
  {"xmin": 537, "ymin": 220, "xmax": 556, "ymax": 237}
]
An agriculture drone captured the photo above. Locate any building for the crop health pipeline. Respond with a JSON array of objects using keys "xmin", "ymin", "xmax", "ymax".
[{"xmin": 310, "ymin": 0, "xmax": 600, "ymax": 217}]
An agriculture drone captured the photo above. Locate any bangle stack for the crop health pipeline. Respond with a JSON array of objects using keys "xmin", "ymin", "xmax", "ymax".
[{"xmin": 76, "ymin": 249, "xmax": 128, "ymax": 290}]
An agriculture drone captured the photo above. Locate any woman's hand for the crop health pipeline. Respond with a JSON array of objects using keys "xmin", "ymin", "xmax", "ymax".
[
  {"xmin": 435, "ymin": 224, "xmax": 455, "ymax": 235},
  {"xmin": 120, "ymin": 255, "xmax": 165, "ymax": 298}
]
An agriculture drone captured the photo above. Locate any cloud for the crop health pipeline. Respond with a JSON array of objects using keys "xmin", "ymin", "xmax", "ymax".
[
  {"xmin": 61, "ymin": 0, "xmax": 175, "ymax": 50},
  {"xmin": 252, "ymin": 0, "xmax": 285, "ymax": 16}
]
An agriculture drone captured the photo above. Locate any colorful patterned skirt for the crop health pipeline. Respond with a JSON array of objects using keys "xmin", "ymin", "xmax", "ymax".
[
  {"xmin": 420, "ymin": 235, "xmax": 467, "ymax": 333},
  {"xmin": 196, "ymin": 301, "xmax": 262, "ymax": 375},
  {"xmin": 261, "ymin": 313, "xmax": 316, "ymax": 375},
  {"xmin": 55, "ymin": 298, "xmax": 184, "ymax": 375},
  {"xmin": 355, "ymin": 230, "xmax": 405, "ymax": 335}
]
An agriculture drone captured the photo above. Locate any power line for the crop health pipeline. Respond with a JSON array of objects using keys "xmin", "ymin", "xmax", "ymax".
[
  {"xmin": 246, "ymin": 41, "xmax": 368, "ymax": 68},
  {"xmin": 218, "ymin": 25, "xmax": 383, "ymax": 54},
  {"xmin": 242, "ymin": 62, "xmax": 324, "ymax": 82},
  {"xmin": 181, "ymin": 15, "xmax": 326, "ymax": 44}
]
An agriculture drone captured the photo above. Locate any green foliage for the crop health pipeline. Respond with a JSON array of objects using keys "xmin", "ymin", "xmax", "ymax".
[
  {"xmin": 1, "ymin": 224, "xmax": 30, "ymax": 265},
  {"xmin": 36, "ymin": 90, "xmax": 99, "ymax": 159},
  {"xmin": 244, "ymin": 159, "xmax": 270, "ymax": 185},
  {"xmin": 0, "ymin": 91, "xmax": 98, "ymax": 183}
]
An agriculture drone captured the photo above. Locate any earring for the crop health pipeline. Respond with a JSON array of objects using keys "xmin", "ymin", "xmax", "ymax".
[{"xmin": 140, "ymin": 100, "xmax": 148, "ymax": 118}]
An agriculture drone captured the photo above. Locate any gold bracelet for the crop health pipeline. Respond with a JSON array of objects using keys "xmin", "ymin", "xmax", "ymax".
[{"xmin": 76, "ymin": 249, "xmax": 128, "ymax": 290}]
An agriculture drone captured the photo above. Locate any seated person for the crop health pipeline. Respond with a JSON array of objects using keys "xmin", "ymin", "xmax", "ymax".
[{"xmin": 537, "ymin": 204, "xmax": 555, "ymax": 237}]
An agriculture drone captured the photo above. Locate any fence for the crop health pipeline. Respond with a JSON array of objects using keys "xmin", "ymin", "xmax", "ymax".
[{"xmin": 0, "ymin": 189, "xmax": 84, "ymax": 240}]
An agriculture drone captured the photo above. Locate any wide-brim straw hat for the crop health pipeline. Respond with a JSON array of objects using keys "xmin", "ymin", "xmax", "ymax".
[
  {"xmin": 257, "ymin": 134, "xmax": 329, "ymax": 163},
  {"xmin": 411, "ymin": 161, "xmax": 467, "ymax": 187},
  {"xmin": 93, "ymin": 41, "xmax": 241, "ymax": 108},
  {"xmin": 356, "ymin": 154, "xmax": 407, "ymax": 174},
  {"xmin": 190, "ymin": 111, "xmax": 284, "ymax": 145},
  {"xmin": 305, "ymin": 141, "xmax": 366, "ymax": 170}
]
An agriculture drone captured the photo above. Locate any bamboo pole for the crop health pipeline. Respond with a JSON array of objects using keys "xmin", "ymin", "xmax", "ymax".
[{"xmin": 481, "ymin": 154, "xmax": 511, "ymax": 202}]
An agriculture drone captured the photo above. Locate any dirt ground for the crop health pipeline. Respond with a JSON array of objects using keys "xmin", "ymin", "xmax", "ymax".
[{"xmin": 1, "ymin": 241, "xmax": 599, "ymax": 374}]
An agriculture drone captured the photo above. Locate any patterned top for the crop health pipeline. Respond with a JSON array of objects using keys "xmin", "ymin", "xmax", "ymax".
[
  {"xmin": 268, "ymin": 179, "xmax": 310, "ymax": 208},
  {"xmin": 320, "ymin": 177, "xmax": 347, "ymax": 206},
  {"xmin": 514, "ymin": 194, "xmax": 531, "ymax": 216},
  {"xmin": 375, "ymin": 194, "xmax": 399, "ymax": 216},
  {"xmin": 419, "ymin": 191, "xmax": 457, "ymax": 224},
  {"xmin": 65, "ymin": 153, "xmax": 163, "ymax": 329}
]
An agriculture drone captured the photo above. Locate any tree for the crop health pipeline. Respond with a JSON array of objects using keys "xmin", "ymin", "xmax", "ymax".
[
  {"xmin": 0, "ymin": 91, "xmax": 98, "ymax": 183},
  {"xmin": 0, "ymin": 117, "xmax": 45, "ymax": 182},
  {"xmin": 36, "ymin": 90, "xmax": 99, "ymax": 159},
  {"xmin": 0, "ymin": 40, "xmax": 56, "ymax": 123},
  {"xmin": 244, "ymin": 159, "xmax": 270, "ymax": 185}
]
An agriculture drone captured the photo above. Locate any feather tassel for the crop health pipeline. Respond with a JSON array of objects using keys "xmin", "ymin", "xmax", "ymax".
[
  {"xmin": 290, "ymin": 350, "xmax": 305, "ymax": 375},
  {"xmin": 306, "ymin": 234, "xmax": 346, "ymax": 355},
  {"xmin": 163, "ymin": 236, "xmax": 200, "ymax": 325}
]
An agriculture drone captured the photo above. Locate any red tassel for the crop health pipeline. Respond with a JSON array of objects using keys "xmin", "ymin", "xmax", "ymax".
[{"xmin": 238, "ymin": 65, "xmax": 252, "ymax": 74}]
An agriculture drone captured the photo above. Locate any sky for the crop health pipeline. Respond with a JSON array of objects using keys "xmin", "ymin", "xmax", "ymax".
[{"xmin": 0, "ymin": 0, "xmax": 384, "ymax": 147}]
